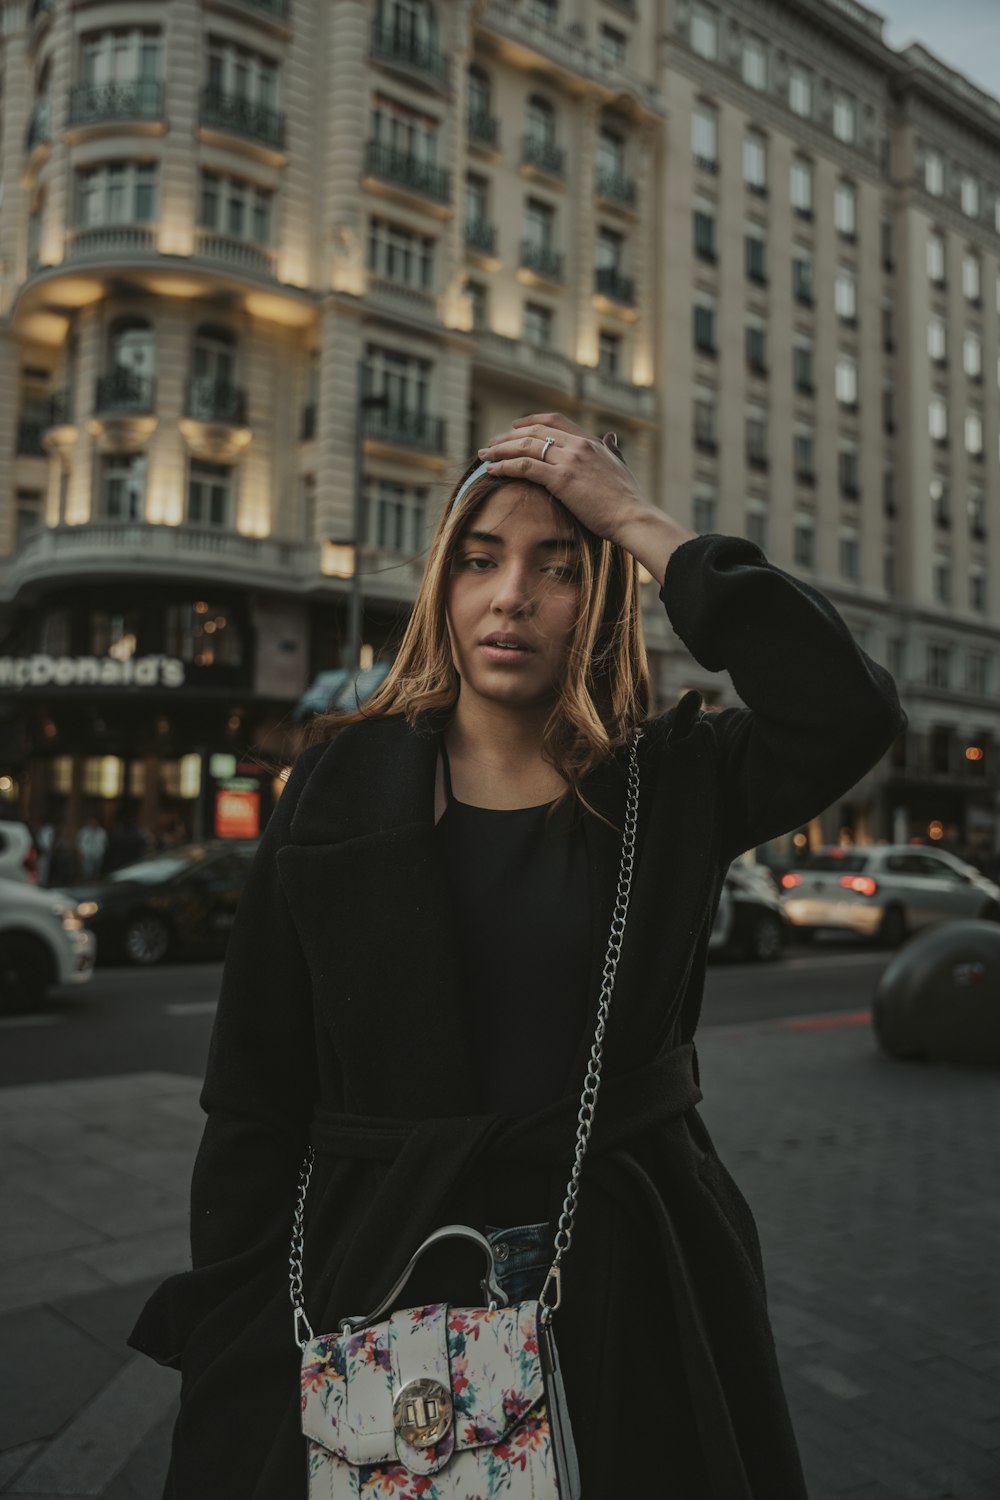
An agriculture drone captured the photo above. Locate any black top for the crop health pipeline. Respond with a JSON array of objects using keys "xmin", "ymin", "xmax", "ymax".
[{"xmin": 435, "ymin": 743, "xmax": 591, "ymax": 1118}]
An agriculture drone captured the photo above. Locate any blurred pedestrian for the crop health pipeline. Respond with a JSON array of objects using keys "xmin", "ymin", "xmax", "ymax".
[{"xmin": 75, "ymin": 817, "xmax": 107, "ymax": 880}]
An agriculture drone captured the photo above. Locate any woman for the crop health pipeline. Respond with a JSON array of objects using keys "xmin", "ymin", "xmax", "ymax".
[{"xmin": 131, "ymin": 413, "xmax": 906, "ymax": 1497}]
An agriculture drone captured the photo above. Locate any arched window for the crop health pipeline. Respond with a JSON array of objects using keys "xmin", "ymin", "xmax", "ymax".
[
  {"xmin": 108, "ymin": 316, "xmax": 155, "ymax": 378},
  {"xmin": 192, "ymin": 323, "xmax": 236, "ymax": 385}
]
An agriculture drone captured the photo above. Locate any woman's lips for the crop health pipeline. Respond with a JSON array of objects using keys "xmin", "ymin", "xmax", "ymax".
[{"xmin": 479, "ymin": 643, "xmax": 535, "ymax": 664}]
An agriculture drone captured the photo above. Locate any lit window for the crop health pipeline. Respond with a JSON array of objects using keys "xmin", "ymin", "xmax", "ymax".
[
  {"xmin": 741, "ymin": 38, "xmax": 767, "ymax": 90},
  {"xmin": 832, "ymin": 95, "xmax": 856, "ymax": 144},
  {"xmin": 788, "ymin": 66, "xmax": 812, "ymax": 118},
  {"xmin": 835, "ymin": 181, "xmax": 857, "ymax": 238},
  {"xmin": 690, "ymin": 6, "xmax": 718, "ymax": 61},
  {"xmin": 924, "ymin": 150, "xmax": 944, "ymax": 196},
  {"xmin": 836, "ymin": 356, "xmax": 858, "ymax": 407}
]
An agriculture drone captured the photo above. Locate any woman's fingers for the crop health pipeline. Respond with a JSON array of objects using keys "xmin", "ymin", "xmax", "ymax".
[{"xmin": 511, "ymin": 411, "xmax": 591, "ymax": 440}]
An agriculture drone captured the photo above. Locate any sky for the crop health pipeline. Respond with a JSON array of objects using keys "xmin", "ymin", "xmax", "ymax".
[{"xmin": 874, "ymin": 0, "xmax": 1000, "ymax": 101}]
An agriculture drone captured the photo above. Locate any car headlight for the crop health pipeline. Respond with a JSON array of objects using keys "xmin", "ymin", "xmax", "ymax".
[{"xmin": 76, "ymin": 900, "xmax": 100, "ymax": 918}]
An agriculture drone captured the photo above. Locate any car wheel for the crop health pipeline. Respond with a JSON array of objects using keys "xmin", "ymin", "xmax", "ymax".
[
  {"xmin": 123, "ymin": 914, "xmax": 170, "ymax": 966},
  {"xmin": 747, "ymin": 913, "xmax": 784, "ymax": 962},
  {"xmin": 0, "ymin": 933, "xmax": 51, "ymax": 1011},
  {"xmin": 876, "ymin": 904, "xmax": 907, "ymax": 948}
]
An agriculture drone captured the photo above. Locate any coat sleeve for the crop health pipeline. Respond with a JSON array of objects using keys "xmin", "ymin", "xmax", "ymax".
[
  {"xmin": 661, "ymin": 533, "xmax": 907, "ymax": 865},
  {"xmin": 128, "ymin": 741, "xmax": 328, "ymax": 1368}
]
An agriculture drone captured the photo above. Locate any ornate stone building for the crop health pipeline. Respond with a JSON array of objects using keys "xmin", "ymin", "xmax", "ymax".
[{"xmin": 0, "ymin": 0, "xmax": 997, "ymax": 860}]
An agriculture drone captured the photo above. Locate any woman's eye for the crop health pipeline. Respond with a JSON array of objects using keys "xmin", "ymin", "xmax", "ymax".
[{"xmin": 458, "ymin": 555, "xmax": 493, "ymax": 571}]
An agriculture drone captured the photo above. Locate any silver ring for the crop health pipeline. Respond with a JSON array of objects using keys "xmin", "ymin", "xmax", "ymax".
[{"xmin": 541, "ymin": 436, "xmax": 555, "ymax": 460}]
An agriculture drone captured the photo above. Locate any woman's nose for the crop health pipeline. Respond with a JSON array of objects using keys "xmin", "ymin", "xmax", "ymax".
[{"xmin": 490, "ymin": 566, "xmax": 535, "ymax": 616}]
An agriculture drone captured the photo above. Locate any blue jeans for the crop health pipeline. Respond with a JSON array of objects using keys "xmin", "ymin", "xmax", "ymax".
[{"xmin": 484, "ymin": 1221, "xmax": 551, "ymax": 1305}]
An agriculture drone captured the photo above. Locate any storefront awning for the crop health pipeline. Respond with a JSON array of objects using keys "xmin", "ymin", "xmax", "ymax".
[{"xmin": 293, "ymin": 664, "xmax": 391, "ymax": 721}]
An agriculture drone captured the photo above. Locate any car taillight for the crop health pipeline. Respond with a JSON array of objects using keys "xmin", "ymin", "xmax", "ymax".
[
  {"xmin": 781, "ymin": 872, "xmax": 803, "ymax": 889},
  {"xmin": 839, "ymin": 874, "xmax": 877, "ymax": 896},
  {"xmin": 23, "ymin": 847, "xmax": 38, "ymax": 884}
]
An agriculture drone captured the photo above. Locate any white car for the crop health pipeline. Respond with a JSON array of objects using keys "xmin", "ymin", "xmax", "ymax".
[
  {"xmin": 0, "ymin": 876, "xmax": 96, "ymax": 1009},
  {"xmin": 0, "ymin": 820, "xmax": 38, "ymax": 884}
]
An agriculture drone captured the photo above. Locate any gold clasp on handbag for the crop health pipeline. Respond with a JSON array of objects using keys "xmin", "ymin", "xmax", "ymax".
[{"xmin": 392, "ymin": 1378, "xmax": 453, "ymax": 1448}]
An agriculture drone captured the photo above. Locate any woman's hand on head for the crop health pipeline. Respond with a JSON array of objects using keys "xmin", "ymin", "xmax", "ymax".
[{"xmin": 477, "ymin": 413, "xmax": 656, "ymax": 546}]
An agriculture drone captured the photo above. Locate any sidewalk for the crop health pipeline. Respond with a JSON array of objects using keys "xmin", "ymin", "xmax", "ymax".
[{"xmin": 1, "ymin": 1019, "xmax": 998, "ymax": 1499}]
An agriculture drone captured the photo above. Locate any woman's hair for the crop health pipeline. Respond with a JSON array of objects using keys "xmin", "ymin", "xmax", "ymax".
[{"xmin": 306, "ymin": 455, "xmax": 651, "ymax": 794}]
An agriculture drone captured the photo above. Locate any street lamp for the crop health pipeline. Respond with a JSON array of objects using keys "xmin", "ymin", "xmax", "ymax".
[{"xmin": 346, "ymin": 359, "xmax": 390, "ymax": 671}]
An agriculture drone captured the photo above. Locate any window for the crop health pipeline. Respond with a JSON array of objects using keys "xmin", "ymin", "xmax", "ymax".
[
  {"xmin": 833, "ymin": 95, "xmax": 856, "ymax": 144},
  {"xmin": 15, "ymin": 489, "xmax": 44, "ymax": 548},
  {"xmin": 165, "ymin": 601, "xmax": 243, "ymax": 668},
  {"xmin": 793, "ymin": 337, "xmax": 814, "ymax": 394},
  {"xmin": 835, "ymin": 180, "xmax": 857, "ymax": 238},
  {"xmin": 745, "ymin": 317, "xmax": 767, "ymax": 376},
  {"xmin": 794, "ymin": 423, "xmax": 815, "ymax": 481},
  {"xmin": 792, "ymin": 247, "xmax": 813, "ymax": 304},
  {"xmin": 745, "ymin": 404, "xmax": 768, "ymax": 466},
  {"xmin": 744, "ymin": 224, "xmax": 766, "ymax": 283},
  {"xmin": 596, "ymin": 226, "xmax": 623, "ymax": 275},
  {"xmin": 692, "ymin": 104, "xmax": 718, "ymax": 170},
  {"xmin": 839, "ymin": 527, "xmax": 860, "ymax": 581},
  {"xmin": 964, "ymin": 332, "xmax": 983, "ymax": 379},
  {"xmin": 523, "ymin": 301, "xmax": 553, "ymax": 348},
  {"xmin": 928, "ymin": 316, "xmax": 947, "ymax": 364},
  {"xmin": 930, "ymin": 474, "xmax": 950, "ymax": 525},
  {"xmin": 527, "ymin": 0, "xmax": 557, "ymax": 23},
  {"xmin": 368, "ymin": 479, "xmax": 427, "ymax": 554},
  {"xmin": 693, "ymin": 481, "xmax": 716, "ymax": 534},
  {"xmin": 743, "ymin": 131, "xmax": 767, "ymax": 193},
  {"xmin": 963, "ymin": 251, "xmax": 982, "ymax": 303},
  {"xmin": 882, "ymin": 298, "xmax": 895, "ymax": 351},
  {"xmin": 108, "ymin": 316, "xmax": 155, "ymax": 382},
  {"xmin": 466, "ymin": 280, "xmax": 488, "ymax": 330},
  {"xmin": 788, "ymin": 66, "xmax": 813, "ymax": 118},
  {"xmin": 365, "ymin": 343, "xmax": 431, "ymax": 416},
  {"xmin": 371, "ymin": 92, "xmax": 439, "ymax": 162},
  {"xmin": 598, "ymin": 329, "xmax": 621, "ymax": 378},
  {"xmin": 927, "ymin": 231, "xmax": 946, "ymax": 285},
  {"xmin": 970, "ymin": 568, "xmax": 987, "ymax": 614},
  {"xmin": 741, "ymin": 37, "xmax": 767, "ymax": 91},
  {"xmin": 187, "ymin": 461, "xmax": 233, "ymax": 528},
  {"xmin": 89, "ymin": 609, "xmax": 138, "ymax": 658},
  {"xmin": 526, "ymin": 94, "xmax": 557, "ymax": 151},
  {"xmin": 838, "ymin": 441, "xmax": 860, "ymax": 497},
  {"xmin": 968, "ymin": 484, "xmax": 986, "ymax": 534},
  {"xmin": 835, "ymin": 268, "xmax": 857, "ymax": 322},
  {"xmin": 206, "ymin": 36, "xmax": 278, "ymax": 107},
  {"xmin": 367, "ymin": 216, "xmax": 434, "ymax": 289},
  {"xmin": 924, "ymin": 150, "xmax": 944, "ymax": 196},
  {"xmin": 883, "ymin": 465, "xmax": 896, "ymax": 515},
  {"xmin": 199, "ymin": 171, "xmax": 272, "ymax": 244},
  {"xmin": 523, "ymin": 196, "xmax": 555, "ymax": 254},
  {"xmin": 933, "ymin": 552, "xmax": 952, "ymax": 606},
  {"xmin": 101, "ymin": 453, "xmax": 146, "ymax": 521},
  {"xmin": 961, "ymin": 174, "xmax": 979, "ymax": 219},
  {"xmin": 790, "ymin": 157, "xmax": 813, "ymax": 216},
  {"xmin": 693, "ymin": 293, "xmax": 716, "ymax": 355},
  {"xmin": 926, "ymin": 644, "xmax": 952, "ymax": 689},
  {"xmin": 745, "ymin": 499, "xmax": 768, "ymax": 552},
  {"xmin": 965, "ymin": 410, "xmax": 984, "ymax": 456},
  {"xmin": 465, "ymin": 173, "xmax": 489, "ymax": 230},
  {"xmin": 191, "ymin": 324, "xmax": 237, "ymax": 410},
  {"xmin": 883, "ymin": 379, "xmax": 896, "ymax": 434},
  {"xmin": 597, "ymin": 125, "xmax": 626, "ymax": 182},
  {"xmin": 794, "ymin": 514, "xmax": 815, "ymax": 568},
  {"xmin": 81, "ymin": 26, "xmax": 161, "ymax": 87},
  {"xmin": 884, "ymin": 548, "xmax": 896, "ymax": 596},
  {"xmin": 599, "ymin": 24, "xmax": 626, "ymax": 65},
  {"xmin": 468, "ymin": 65, "xmax": 491, "ymax": 122},
  {"xmin": 76, "ymin": 161, "xmax": 157, "ymax": 225},
  {"xmin": 693, "ymin": 384, "xmax": 717, "ymax": 452},
  {"xmin": 881, "ymin": 217, "xmax": 894, "ymax": 270},
  {"xmin": 929, "ymin": 395, "xmax": 948, "ymax": 443},
  {"xmin": 690, "ymin": 6, "xmax": 718, "ymax": 61},
  {"xmin": 694, "ymin": 199, "xmax": 717, "ymax": 261},
  {"xmin": 836, "ymin": 355, "xmax": 858, "ymax": 408}
]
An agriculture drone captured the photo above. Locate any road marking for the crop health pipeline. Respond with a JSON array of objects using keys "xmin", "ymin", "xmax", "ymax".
[
  {"xmin": 0, "ymin": 1013, "xmax": 60, "ymax": 1029},
  {"xmin": 165, "ymin": 1000, "xmax": 217, "ymax": 1016}
]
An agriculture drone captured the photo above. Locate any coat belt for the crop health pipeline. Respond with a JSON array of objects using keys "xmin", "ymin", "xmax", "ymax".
[{"xmin": 307, "ymin": 1040, "xmax": 755, "ymax": 1499}]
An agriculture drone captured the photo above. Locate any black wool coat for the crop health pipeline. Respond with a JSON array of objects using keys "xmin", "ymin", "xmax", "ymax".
[{"xmin": 131, "ymin": 533, "xmax": 907, "ymax": 1499}]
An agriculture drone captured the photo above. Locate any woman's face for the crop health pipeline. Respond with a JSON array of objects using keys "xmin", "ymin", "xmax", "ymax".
[{"xmin": 446, "ymin": 484, "xmax": 582, "ymax": 712}]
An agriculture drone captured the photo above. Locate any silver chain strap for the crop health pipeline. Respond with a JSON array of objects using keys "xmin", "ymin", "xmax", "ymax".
[{"xmin": 289, "ymin": 729, "xmax": 642, "ymax": 1346}]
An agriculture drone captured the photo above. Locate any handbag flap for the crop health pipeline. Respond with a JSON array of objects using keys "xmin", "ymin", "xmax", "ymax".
[{"xmin": 301, "ymin": 1301, "xmax": 545, "ymax": 1473}]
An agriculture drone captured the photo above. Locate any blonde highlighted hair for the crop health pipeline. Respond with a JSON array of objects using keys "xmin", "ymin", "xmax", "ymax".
[{"xmin": 307, "ymin": 457, "xmax": 651, "ymax": 794}]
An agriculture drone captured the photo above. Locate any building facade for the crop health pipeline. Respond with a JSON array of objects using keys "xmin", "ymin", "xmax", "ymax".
[{"xmin": 0, "ymin": 0, "xmax": 997, "ymax": 863}]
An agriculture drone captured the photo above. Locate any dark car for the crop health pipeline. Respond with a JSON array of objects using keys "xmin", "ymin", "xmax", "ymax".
[
  {"xmin": 708, "ymin": 859, "xmax": 789, "ymax": 962},
  {"xmin": 65, "ymin": 840, "xmax": 259, "ymax": 965}
]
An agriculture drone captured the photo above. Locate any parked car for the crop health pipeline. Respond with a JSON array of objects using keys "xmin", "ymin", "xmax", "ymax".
[
  {"xmin": 0, "ymin": 875, "xmax": 95, "ymax": 1009},
  {"xmin": 0, "ymin": 820, "xmax": 38, "ymax": 885},
  {"xmin": 65, "ymin": 840, "xmax": 259, "ymax": 965},
  {"xmin": 779, "ymin": 845, "xmax": 1000, "ymax": 947},
  {"xmin": 708, "ymin": 859, "xmax": 789, "ymax": 962}
]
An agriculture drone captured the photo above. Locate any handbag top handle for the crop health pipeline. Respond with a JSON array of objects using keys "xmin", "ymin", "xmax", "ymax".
[{"xmin": 290, "ymin": 728, "xmax": 643, "ymax": 1347}]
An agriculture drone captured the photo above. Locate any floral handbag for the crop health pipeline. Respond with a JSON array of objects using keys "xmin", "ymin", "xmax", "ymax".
[{"xmin": 289, "ymin": 731, "xmax": 642, "ymax": 1499}]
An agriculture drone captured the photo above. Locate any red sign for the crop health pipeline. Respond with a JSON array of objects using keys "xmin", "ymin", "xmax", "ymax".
[{"xmin": 215, "ymin": 788, "xmax": 260, "ymax": 839}]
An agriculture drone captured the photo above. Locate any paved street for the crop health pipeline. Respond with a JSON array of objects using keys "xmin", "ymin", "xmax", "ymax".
[{"xmin": 0, "ymin": 951, "xmax": 997, "ymax": 1498}]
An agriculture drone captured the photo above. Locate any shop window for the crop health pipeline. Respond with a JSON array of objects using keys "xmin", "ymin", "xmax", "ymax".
[
  {"xmin": 165, "ymin": 600, "xmax": 243, "ymax": 667},
  {"xmin": 38, "ymin": 608, "xmax": 72, "ymax": 655},
  {"xmin": 90, "ymin": 609, "xmax": 139, "ymax": 659}
]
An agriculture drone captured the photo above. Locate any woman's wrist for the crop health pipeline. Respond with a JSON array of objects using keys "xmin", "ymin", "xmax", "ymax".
[{"xmin": 611, "ymin": 507, "xmax": 698, "ymax": 587}]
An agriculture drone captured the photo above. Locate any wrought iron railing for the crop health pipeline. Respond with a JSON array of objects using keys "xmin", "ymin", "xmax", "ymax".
[
  {"xmin": 95, "ymin": 368, "xmax": 156, "ymax": 414},
  {"xmin": 200, "ymin": 87, "xmax": 285, "ymax": 149},
  {"xmin": 520, "ymin": 240, "xmax": 563, "ymax": 280},
  {"xmin": 468, "ymin": 108, "xmax": 500, "ymax": 148},
  {"xmin": 69, "ymin": 80, "xmax": 164, "ymax": 126},
  {"xmin": 595, "ymin": 266, "xmax": 635, "ymax": 304},
  {"xmin": 185, "ymin": 378, "xmax": 248, "ymax": 425},
  {"xmin": 595, "ymin": 168, "xmax": 635, "ymax": 207},
  {"xmin": 363, "ymin": 405, "xmax": 445, "ymax": 453},
  {"xmin": 236, "ymin": 0, "xmax": 289, "ymax": 15},
  {"xmin": 465, "ymin": 220, "xmax": 496, "ymax": 254},
  {"xmin": 364, "ymin": 141, "xmax": 450, "ymax": 202},
  {"xmin": 521, "ymin": 134, "xmax": 564, "ymax": 176},
  {"xmin": 371, "ymin": 22, "xmax": 450, "ymax": 88}
]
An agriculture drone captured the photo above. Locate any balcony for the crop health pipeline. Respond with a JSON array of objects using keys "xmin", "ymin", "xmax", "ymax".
[
  {"xmin": 185, "ymin": 379, "xmax": 248, "ymax": 426},
  {"xmin": 521, "ymin": 134, "xmax": 564, "ymax": 179},
  {"xmin": 25, "ymin": 99, "xmax": 51, "ymax": 155},
  {"xmin": 233, "ymin": 0, "xmax": 289, "ymax": 16},
  {"xmin": 594, "ymin": 266, "xmax": 635, "ymax": 305},
  {"xmin": 363, "ymin": 405, "xmax": 445, "ymax": 455},
  {"xmin": 520, "ymin": 240, "xmax": 563, "ymax": 282},
  {"xmin": 468, "ymin": 108, "xmax": 500, "ymax": 150},
  {"xmin": 195, "ymin": 232, "xmax": 277, "ymax": 278},
  {"xmin": 595, "ymin": 168, "xmax": 636, "ymax": 210},
  {"xmin": 94, "ymin": 369, "xmax": 154, "ymax": 415},
  {"xmin": 364, "ymin": 141, "xmax": 451, "ymax": 204},
  {"xmin": 465, "ymin": 219, "xmax": 497, "ymax": 255},
  {"xmin": 66, "ymin": 225, "xmax": 156, "ymax": 261},
  {"xmin": 579, "ymin": 367, "xmax": 656, "ymax": 420},
  {"xmin": 371, "ymin": 21, "xmax": 450, "ymax": 91},
  {"xmin": 472, "ymin": 330, "xmax": 576, "ymax": 398},
  {"xmin": 199, "ymin": 87, "xmax": 286, "ymax": 151},
  {"xmin": 68, "ymin": 80, "xmax": 165, "ymax": 129}
]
